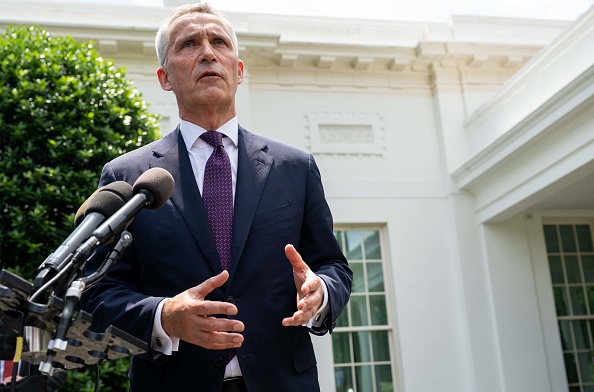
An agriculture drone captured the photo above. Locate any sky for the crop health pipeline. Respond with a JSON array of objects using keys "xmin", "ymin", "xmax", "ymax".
[{"xmin": 101, "ymin": 0, "xmax": 594, "ymax": 22}]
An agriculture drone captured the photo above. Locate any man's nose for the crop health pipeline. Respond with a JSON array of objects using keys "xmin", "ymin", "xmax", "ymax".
[{"xmin": 199, "ymin": 41, "xmax": 216, "ymax": 62}]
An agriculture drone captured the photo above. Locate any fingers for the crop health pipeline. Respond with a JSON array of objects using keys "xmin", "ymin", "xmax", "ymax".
[
  {"xmin": 281, "ymin": 304, "xmax": 317, "ymax": 327},
  {"xmin": 161, "ymin": 271, "xmax": 244, "ymax": 349},
  {"xmin": 283, "ymin": 244, "xmax": 325, "ymax": 327},
  {"xmin": 285, "ymin": 244, "xmax": 311, "ymax": 297},
  {"xmin": 285, "ymin": 244, "xmax": 307, "ymax": 271},
  {"xmin": 192, "ymin": 297, "xmax": 238, "ymax": 317},
  {"xmin": 185, "ymin": 316, "xmax": 245, "ymax": 350},
  {"xmin": 300, "ymin": 272, "xmax": 322, "ymax": 297},
  {"xmin": 188, "ymin": 270, "xmax": 230, "ymax": 299},
  {"xmin": 282, "ymin": 275, "xmax": 324, "ymax": 327}
]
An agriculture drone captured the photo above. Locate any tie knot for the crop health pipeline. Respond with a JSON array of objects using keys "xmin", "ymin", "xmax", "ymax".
[{"xmin": 200, "ymin": 131, "xmax": 223, "ymax": 148}]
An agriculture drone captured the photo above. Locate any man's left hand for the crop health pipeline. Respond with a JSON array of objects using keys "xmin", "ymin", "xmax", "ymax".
[{"xmin": 282, "ymin": 244, "xmax": 324, "ymax": 327}]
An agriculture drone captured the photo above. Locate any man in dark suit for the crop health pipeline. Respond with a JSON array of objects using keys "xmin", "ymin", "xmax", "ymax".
[{"xmin": 80, "ymin": 3, "xmax": 352, "ymax": 392}]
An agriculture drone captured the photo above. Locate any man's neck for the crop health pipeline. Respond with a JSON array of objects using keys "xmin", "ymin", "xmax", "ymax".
[{"xmin": 180, "ymin": 108, "xmax": 236, "ymax": 132}]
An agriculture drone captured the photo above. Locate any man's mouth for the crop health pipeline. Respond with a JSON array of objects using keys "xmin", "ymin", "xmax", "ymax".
[{"xmin": 199, "ymin": 71, "xmax": 221, "ymax": 80}]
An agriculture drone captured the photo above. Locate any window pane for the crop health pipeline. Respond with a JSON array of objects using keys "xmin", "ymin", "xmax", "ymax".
[
  {"xmin": 566, "ymin": 256, "xmax": 582, "ymax": 284},
  {"xmin": 367, "ymin": 262, "xmax": 384, "ymax": 292},
  {"xmin": 334, "ymin": 230, "xmax": 343, "ymax": 250},
  {"xmin": 353, "ymin": 331, "xmax": 371, "ymax": 363},
  {"xmin": 547, "ymin": 224, "xmax": 594, "ymax": 391},
  {"xmin": 560, "ymin": 225, "xmax": 577, "ymax": 252},
  {"xmin": 345, "ymin": 231, "xmax": 363, "ymax": 260},
  {"xmin": 351, "ymin": 296, "xmax": 369, "ymax": 326},
  {"xmin": 549, "ymin": 255, "xmax": 564, "ymax": 284},
  {"xmin": 332, "ymin": 228, "xmax": 391, "ymax": 392},
  {"xmin": 565, "ymin": 353, "xmax": 579, "ymax": 384},
  {"xmin": 370, "ymin": 295, "xmax": 388, "ymax": 325},
  {"xmin": 570, "ymin": 286, "xmax": 588, "ymax": 315},
  {"xmin": 335, "ymin": 367, "xmax": 354, "ymax": 392},
  {"xmin": 352, "ymin": 263, "xmax": 365, "ymax": 293},
  {"xmin": 559, "ymin": 320, "xmax": 573, "ymax": 350},
  {"xmin": 355, "ymin": 365, "xmax": 374, "ymax": 392},
  {"xmin": 375, "ymin": 364, "xmax": 393, "ymax": 392},
  {"xmin": 587, "ymin": 287, "xmax": 594, "ymax": 316},
  {"xmin": 544, "ymin": 225, "xmax": 560, "ymax": 253},
  {"xmin": 332, "ymin": 332, "xmax": 352, "ymax": 364},
  {"xmin": 577, "ymin": 225, "xmax": 594, "ymax": 252},
  {"xmin": 363, "ymin": 230, "xmax": 381, "ymax": 259},
  {"xmin": 336, "ymin": 305, "xmax": 349, "ymax": 328},
  {"xmin": 579, "ymin": 352, "xmax": 594, "ymax": 383},
  {"xmin": 554, "ymin": 287, "xmax": 569, "ymax": 316},
  {"xmin": 584, "ymin": 256, "xmax": 594, "ymax": 283},
  {"xmin": 371, "ymin": 331, "xmax": 390, "ymax": 361},
  {"xmin": 573, "ymin": 320, "xmax": 591, "ymax": 350}
]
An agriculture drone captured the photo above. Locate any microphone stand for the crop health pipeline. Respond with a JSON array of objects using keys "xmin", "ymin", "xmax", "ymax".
[
  {"xmin": 39, "ymin": 231, "xmax": 134, "ymax": 376},
  {"xmin": 0, "ymin": 231, "xmax": 146, "ymax": 391}
]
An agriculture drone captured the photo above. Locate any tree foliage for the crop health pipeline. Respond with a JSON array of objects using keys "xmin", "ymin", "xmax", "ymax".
[
  {"xmin": 0, "ymin": 25, "xmax": 160, "ymax": 391},
  {"xmin": 0, "ymin": 25, "xmax": 159, "ymax": 277}
]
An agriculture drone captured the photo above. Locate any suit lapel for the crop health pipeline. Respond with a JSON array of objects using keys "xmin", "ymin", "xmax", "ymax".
[
  {"xmin": 149, "ymin": 128, "xmax": 220, "ymax": 273},
  {"xmin": 229, "ymin": 127, "xmax": 273, "ymax": 281}
]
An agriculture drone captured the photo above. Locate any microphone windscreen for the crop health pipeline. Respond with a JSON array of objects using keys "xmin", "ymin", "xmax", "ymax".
[
  {"xmin": 74, "ymin": 190, "xmax": 96, "ymax": 227},
  {"xmin": 132, "ymin": 168, "xmax": 175, "ymax": 210},
  {"xmin": 78, "ymin": 181, "xmax": 134, "ymax": 225}
]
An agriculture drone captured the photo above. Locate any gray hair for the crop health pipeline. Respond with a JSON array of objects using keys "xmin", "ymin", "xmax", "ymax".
[{"xmin": 155, "ymin": 3, "xmax": 239, "ymax": 68}]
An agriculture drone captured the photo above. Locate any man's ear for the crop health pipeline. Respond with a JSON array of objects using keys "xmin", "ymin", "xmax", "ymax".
[
  {"xmin": 157, "ymin": 67, "xmax": 173, "ymax": 91},
  {"xmin": 237, "ymin": 60, "xmax": 245, "ymax": 85}
]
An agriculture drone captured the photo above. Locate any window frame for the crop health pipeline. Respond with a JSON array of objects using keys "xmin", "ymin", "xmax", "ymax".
[
  {"xmin": 332, "ymin": 224, "xmax": 401, "ymax": 392},
  {"xmin": 527, "ymin": 213, "xmax": 594, "ymax": 392}
]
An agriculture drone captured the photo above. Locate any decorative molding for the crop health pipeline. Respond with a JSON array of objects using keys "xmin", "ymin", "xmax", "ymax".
[
  {"xmin": 305, "ymin": 113, "xmax": 385, "ymax": 157},
  {"xmin": 315, "ymin": 56, "xmax": 336, "ymax": 69},
  {"xmin": 98, "ymin": 39, "xmax": 117, "ymax": 54},
  {"xmin": 352, "ymin": 57, "xmax": 373, "ymax": 70},
  {"xmin": 143, "ymin": 41, "xmax": 155, "ymax": 56},
  {"xmin": 278, "ymin": 54, "xmax": 298, "ymax": 67}
]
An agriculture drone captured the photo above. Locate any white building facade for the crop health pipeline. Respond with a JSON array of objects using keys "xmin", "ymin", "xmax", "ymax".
[{"xmin": 2, "ymin": 1, "xmax": 594, "ymax": 391}]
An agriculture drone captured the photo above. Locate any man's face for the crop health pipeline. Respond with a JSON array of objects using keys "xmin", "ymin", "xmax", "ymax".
[{"xmin": 157, "ymin": 13, "xmax": 244, "ymax": 121}]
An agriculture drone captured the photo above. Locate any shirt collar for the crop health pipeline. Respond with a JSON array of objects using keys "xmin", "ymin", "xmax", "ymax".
[{"xmin": 180, "ymin": 117, "xmax": 238, "ymax": 150}]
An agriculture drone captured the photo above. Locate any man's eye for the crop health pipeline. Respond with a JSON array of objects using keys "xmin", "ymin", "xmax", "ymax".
[
  {"xmin": 182, "ymin": 41, "xmax": 193, "ymax": 48},
  {"xmin": 213, "ymin": 38, "xmax": 226, "ymax": 45}
]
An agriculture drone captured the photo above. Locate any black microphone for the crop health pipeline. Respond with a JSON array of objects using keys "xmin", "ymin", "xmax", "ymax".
[
  {"xmin": 34, "ymin": 181, "xmax": 133, "ymax": 290},
  {"xmin": 72, "ymin": 168, "xmax": 175, "ymax": 260},
  {"xmin": 39, "ymin": 169, "xmax": 174, "ymax": 375}
]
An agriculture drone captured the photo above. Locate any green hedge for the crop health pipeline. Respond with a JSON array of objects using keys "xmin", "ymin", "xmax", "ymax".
[{"xmin": 0, "ymin": 25, "xmax": 160, "ymax": 391}]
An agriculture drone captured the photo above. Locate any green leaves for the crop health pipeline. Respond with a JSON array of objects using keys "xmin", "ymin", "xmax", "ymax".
[
  {"xmin": 0, "ymin": 24, "xmax": 160, "ymax": 391},
  {"xmin": 0, "ymin": 24, "xmax": 159, "ymax": 283}
]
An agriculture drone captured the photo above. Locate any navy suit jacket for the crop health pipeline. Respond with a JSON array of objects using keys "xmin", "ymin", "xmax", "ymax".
[{"xmin": 80, "ymin": 126, "xmax": 352, "ymax": 391}]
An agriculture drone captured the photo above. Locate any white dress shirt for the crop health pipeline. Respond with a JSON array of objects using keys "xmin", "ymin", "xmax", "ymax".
[{"xmin": 151, "ymin": 118, "xmax": 328, "ymax": 378}]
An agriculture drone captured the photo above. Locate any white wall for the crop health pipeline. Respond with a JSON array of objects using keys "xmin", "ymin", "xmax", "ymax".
[{"xmin": 5, "ymin": 2, "xmax": 594, "ymax": 391}]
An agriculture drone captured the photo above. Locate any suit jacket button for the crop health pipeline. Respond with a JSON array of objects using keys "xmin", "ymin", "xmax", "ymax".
[
  {"xmin": 215, "ymin": 357, "xmax": 225, "ymax": 368},
  {"xmin": 226, "ymin": 296, "xmax": 235, "ymax": 304}
]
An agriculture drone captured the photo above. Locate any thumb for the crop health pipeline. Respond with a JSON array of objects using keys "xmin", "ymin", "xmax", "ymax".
[
  {"xmin": 189, "ymin": 270, "xmax": 229, "ymax": 299},
  {"xmin": 285, "ymin": 244, "xmax": 307, "ymax": 271}
]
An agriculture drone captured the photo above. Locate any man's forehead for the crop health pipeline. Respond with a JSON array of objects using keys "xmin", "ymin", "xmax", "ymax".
[{"xmin": 170, "ymin": 13, "xmax": 230, "ymax": 38}]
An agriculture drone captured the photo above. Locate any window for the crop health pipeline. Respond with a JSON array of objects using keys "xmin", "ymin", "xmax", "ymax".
[
  {"xmin": 332, "ymin": 228, "xmax": 394, "ymax": 392},
  {"xmin": 544, "ymin": 223, "xmax": 594, "ymax": 392}
]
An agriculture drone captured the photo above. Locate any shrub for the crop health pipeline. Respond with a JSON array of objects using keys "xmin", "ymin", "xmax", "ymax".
[{"xmin": 0, "ymin": 25, "xmax": 160, "ymax": 391}]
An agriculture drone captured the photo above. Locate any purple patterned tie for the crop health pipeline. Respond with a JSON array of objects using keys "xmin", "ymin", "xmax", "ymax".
[
  {"xmin": 200, "ymin": 131, "xmax": 233, "ymax": 272},
  {"xmin": 201, "ymin": 131, "xmax": 235, "ymax": 364}
]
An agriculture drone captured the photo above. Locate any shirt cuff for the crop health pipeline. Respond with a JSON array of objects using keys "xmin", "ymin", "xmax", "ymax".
[
  {"xmin": 302, "ymin": 276, "xmax": 329, "ymax": 329},
  {"xmin": 151, "ymin": 298, "xmax": 180, "ymax": 355}
]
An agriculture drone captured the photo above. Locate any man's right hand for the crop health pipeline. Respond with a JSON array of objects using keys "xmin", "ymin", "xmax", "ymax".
[{"xmin": 161, "ymin": 270, "xmax": 244, "ymax": 350}]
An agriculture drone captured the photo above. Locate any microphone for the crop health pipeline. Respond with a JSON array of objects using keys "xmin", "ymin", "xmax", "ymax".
[
  {"xmin": 39, "ymin": 170, "xmax": 173, "ymax": 376},
  {"xmin": 34, "ymin": 181, "xmax": 134, "ymax": 290},
  {"xmin": 72, "ymin": 168, "xmax": 175, "ymax": 260}
]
